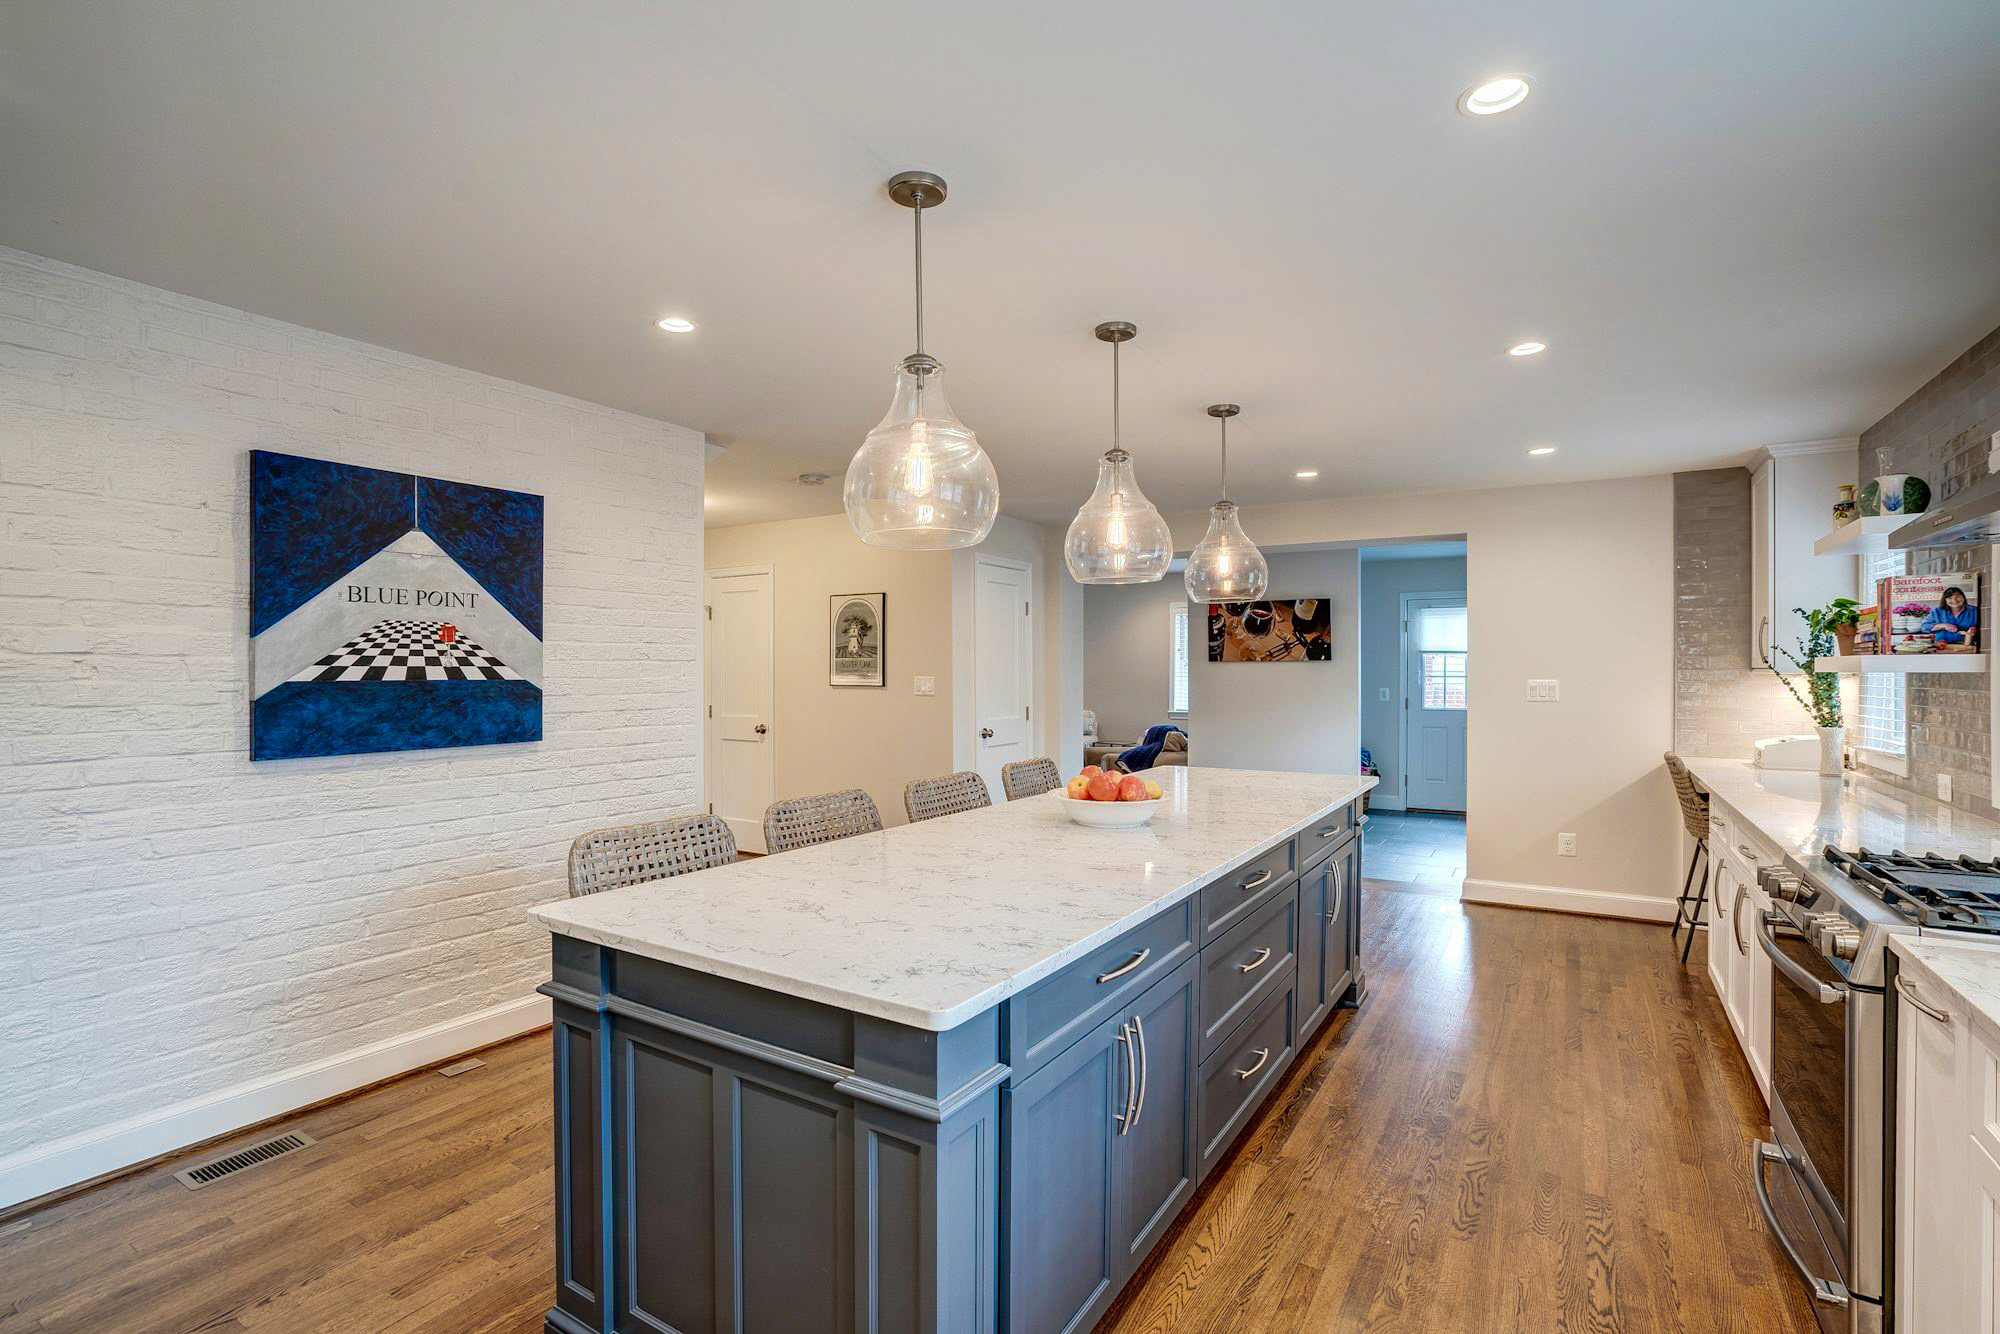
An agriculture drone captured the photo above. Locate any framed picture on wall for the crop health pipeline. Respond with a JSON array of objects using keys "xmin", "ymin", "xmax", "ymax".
[
  {"xmin": 830, "ymin": 592, "xmax": 886, "ymax": 687},
  {"xmin": 1207, "ymin": 597, "xmax": 1331, "ymax": 662}
]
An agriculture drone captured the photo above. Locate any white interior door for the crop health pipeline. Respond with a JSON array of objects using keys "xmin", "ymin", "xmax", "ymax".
[
  {"xmin": 1402, "ymin": 594, "xmax": 1467, "ymax": 813},
  {"xmin": 973, "ymin": 556, "xmax": 1033, "ymax": 798},
  {"xmin": 706, "ymin": 566, "xmax": 774, "ymax": 852}
]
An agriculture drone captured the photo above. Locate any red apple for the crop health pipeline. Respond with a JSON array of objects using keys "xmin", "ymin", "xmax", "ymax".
[
  {"xmin": 1081, "ymin": 764, "xmax": 1102, "ymax": 779},
  {"xmin": 1086, "ymin": 772, "xmax": 1121, "ymax": 802},
  {"xmin": 1066, "ymin": 775, "xmax": 1091, "ymax": 800},
  {"xmin": 1117, "ymin": 775, "xmax": 1150, "ymax": 802}
]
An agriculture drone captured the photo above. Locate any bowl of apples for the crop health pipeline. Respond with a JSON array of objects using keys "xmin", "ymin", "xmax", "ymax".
[{"xmin": 1058, "ymin": 765, "xmax": 1165, "ymax": 829}]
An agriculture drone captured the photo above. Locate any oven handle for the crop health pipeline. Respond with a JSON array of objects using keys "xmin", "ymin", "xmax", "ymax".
[
  {"xmin": 1756, "ymin": 911, "xmax": 1846, "ymax": 1004},
  {"xmin": 1752, "ymin": 1140, "xmax": 1852, "ymax": 1310}
]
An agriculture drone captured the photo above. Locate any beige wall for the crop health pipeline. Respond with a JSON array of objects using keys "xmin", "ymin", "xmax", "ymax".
[
  {"xmin": 1359, "ymin": 555, "xmax": 1468, "ymax": 806},
  {"xmin": 1081, "ymin": 581, "xmax": 1184, "ymax": 744},
  {"xmin": 706, "ymin": 514, "xmax": 955, "ymax": 826},
  {"xmin": 1162, "ymin": 475, "xmax": 1677, "ymax": 920},
  {"xmin": 1191, "ymin": 549, "xmax": 1363, "ymax": 775}
]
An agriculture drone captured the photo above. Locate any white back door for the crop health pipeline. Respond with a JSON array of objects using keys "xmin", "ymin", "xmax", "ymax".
[
  {"xmin": 973, "ymin": 556, "xmax": 1033, "ymax": 798},
  {"xmin": 706, "ymin": 566, "xmax": 774, "ymax": 852},
  {"xmin": 1402, "ymin": 593, "xmax": 1468, "ymax": 813}
]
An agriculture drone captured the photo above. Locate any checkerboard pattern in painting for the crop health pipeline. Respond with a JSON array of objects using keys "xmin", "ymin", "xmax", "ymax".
[{"xmin": 291, "ymin": 620, "xmax": 522, "ymax": 684}]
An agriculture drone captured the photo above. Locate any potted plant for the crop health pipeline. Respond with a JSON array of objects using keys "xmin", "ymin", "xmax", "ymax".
[
  {"xmin": 1766, "ymin": 604, "xmax": 1844, "ymax": 775},
  {"xmin": 1823, "ymin": 596, "xmax": 1861, "ymax": 656}
]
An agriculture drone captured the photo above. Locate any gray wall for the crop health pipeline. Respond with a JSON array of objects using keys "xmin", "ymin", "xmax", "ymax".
[
  {"xmin": 1672, "ymin": 468, "xmax": 1801, "ymax": 760},
  {"xmin": 1190, "ymin": 549, "xmax": 1361, "ymax": 774},
  {"xmin": 1082, "ymin": 581, "xmax": 1184, "ymax": 744},
  {"xmin": 1358, "ymin": 555, "xmax": 1466, "ymax": 804},
  {"xmin": 1853, "ymin": 324, "xmax": 2000, "ymax": 814}
]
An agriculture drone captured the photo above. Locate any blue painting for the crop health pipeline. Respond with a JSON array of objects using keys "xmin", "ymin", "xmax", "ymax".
[{"xmin": 249, "ymin": 450, "xmax": 544, "ymax": 761}]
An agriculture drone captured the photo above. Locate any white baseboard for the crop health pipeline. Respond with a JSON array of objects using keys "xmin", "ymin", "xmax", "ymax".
[
  {"xmin": 1368, "ymin": 794, "xmax": 1407, "ymax": 811},
  {"xmin": 0, "ymin": 993, "xmax": 550, "ymax": 1211},
  {"xmin": 1461, "ymin": 878, "xmax": 1676, "ymax": 923}
]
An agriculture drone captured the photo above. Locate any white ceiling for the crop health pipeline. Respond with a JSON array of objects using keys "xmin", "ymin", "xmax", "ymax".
[{"xmin": 4, "ymin": 1, "xmax": 1997, "ymax": 530}]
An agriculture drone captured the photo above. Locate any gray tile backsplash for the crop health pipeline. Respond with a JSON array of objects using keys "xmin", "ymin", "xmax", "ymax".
[{"xmin": 1852, "ymin": 325, "xmax": 2000, "ymax": 816}]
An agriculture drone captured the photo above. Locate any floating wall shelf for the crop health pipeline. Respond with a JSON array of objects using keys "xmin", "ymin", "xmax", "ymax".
[
  {"xmin": 1813, "ymin": 515, "xmax": 1917, "ymax": 556},
  {"xmin": 1813, "ymin": 655, "xmax": 1988, "ymax": 674}
]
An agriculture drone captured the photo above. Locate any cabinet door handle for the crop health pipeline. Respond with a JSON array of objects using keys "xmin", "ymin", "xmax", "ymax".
[
  {"xmin": 1235, "ymin": 1047, "xmax": 1271, "ymax": 1081},
  {"xmin": 1327, "ymin": 864, "xmax": 1345, "ymax": 923},
  {"xmin": 1096, "ymin": 947, "xmax": 1150, "ymax": 984},
  {"xmin": 1113, "ymin": 1023, "xmax": 1136, "ymax": 1134},
  {"xmin": 1758, "ymin": 615, "xmax": 1771, "ymax": 668},
  {"xmin": 1895, "ymin": 973, "xmax": 1951, "ymax": 1024},
  {"xmin": 1239, "ymin": 868, "xmax": 1273, "ymax": 892},
  {"xmin": 1238, "ymin": 946, "xmax": 1273, "ymax": 974},
  {"xmin": 1737, "ymin": 844, "xmax": 1760, "ymax": 862},
  {"xmin": 1129, "ymin": 1013, "xmax": 1147, "ymax": 1131}
]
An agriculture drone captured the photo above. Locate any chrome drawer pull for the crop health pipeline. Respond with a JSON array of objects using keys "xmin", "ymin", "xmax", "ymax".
[
  {"xmin": 1238, "ymin": 946, "xmax": 1273, "ymax": 974},
  {"xmin": 1895, "ymin": 974, "xmax": 1951, "ymax": 1024},
  {"xmin": 1737, "ymin": 844, "xmax": 1760, "ymax": 862},
  {"xmin": 1318, "ymin": 826, "xmax": 1341, "ymax": 839},
  {"xmin": 1096, "ymin": 947, "xmax": 1151, "ymax": 984},
  {"xmin": 1234, "ymin": 1047, "xmax": 1271, "ymax": 1081},
  {"xmin": 1239, "ymin": 868, "xmax": 1274, "ymax": 892}
]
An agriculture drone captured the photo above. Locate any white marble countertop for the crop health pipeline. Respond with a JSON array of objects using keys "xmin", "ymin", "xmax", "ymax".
[
  {"xmin": 529, "ymin": 766, "xmax": 1375, "ymax": 1031},
  {"xmin": 1890, "ymin": 937, "xmax": 2000, "ymax": 1047},
  {"xmin": 1682, "ymin": 758, "xmax": 2000, "ymax": 863}
]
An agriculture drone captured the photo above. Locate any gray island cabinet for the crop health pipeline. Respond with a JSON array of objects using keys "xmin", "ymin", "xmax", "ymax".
[{"xmin": 529, "ymin": 767, "xmax": 1374, "ymax": 1334}]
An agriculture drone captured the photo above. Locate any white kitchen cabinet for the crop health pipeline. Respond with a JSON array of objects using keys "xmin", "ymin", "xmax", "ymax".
[
  {"xmin": 1708, "ymin": 825, "xmax": 1737, "ymax": 1002},
  {"xmin": 1896, "ymin": 964, "xmax": 1975, "ymax": 1330},
  {"xmin": 1703, "ymin": 804, "xmax": 1772, "ymax": 1104},
  {"xmin": 1750, "ymin": 444, "xmax": 1860, "ymax": 670}
]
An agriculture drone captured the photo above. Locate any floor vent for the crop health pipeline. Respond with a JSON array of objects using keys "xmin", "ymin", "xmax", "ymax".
[
  {"xmin": 174, "ymin": 1131, "xmax": 316, "ymax": 1191},
  {"xmin": 437, "ymin": 1057, "xmax": 486, "ymax": 1077}
]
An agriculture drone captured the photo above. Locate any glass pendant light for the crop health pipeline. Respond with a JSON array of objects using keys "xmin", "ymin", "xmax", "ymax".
[
  {"xmin": 844, "ymin": 171, "xmax": 999, "ymax": 549},
  {"xmin": 1184, "ymin": 403, "xmax": 1269, "ymax": 604},
  {"xmin": 1063, "ymin": 322, "xmax": 1173, "ymax": 584}
]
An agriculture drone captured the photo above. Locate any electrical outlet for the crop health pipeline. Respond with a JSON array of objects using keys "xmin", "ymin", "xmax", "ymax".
[
  {"xmin": 1939, "ymin": 772, "xmax": 1953, "ymax": 802},
  {"xmin": 1378, "ymin": 687, "xmax": 1390, "ymax": 702},
  {"xmin": 913, "ymin": 675, "xmax": 935, "ymax": 696},
  {"xmin": 1527, "ymin": 679, "xmax": 1560, "ymax": 702},
  {"xmin": 1557, "ymin": 832, "xmax": 1578, "ymax": 857}
]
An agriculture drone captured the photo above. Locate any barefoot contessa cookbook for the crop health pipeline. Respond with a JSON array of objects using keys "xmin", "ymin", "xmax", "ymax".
[{"xmin": 1874, "ymin": 572, "xmax": 1981, "ymax": 654}]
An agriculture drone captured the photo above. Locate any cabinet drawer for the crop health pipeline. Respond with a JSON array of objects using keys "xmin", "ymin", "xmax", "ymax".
[
  {"xmin": 1197, "ymin": 840, "xmax": 1297, "ymax": 944},
  {"xmin": 1297, "ymin": 804, "xmax": 1356, "ymax": 871},
  {"xmin": 1198, "ymin": 885, "xmax": 1298, "ymax": 1062},
  {"xmin": 1197, "ymin": 977, "xmax": 1296, "ymax": 1179},
  {"xmin": 1008, "ymin": 899, "xmax": 1196, "ymax": 1077}
]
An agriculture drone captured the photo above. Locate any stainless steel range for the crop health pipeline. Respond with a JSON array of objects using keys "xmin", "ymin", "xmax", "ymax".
[{"xmin": 1756, "ymin": 846, "xmax": 2000, "ymax": 1334}]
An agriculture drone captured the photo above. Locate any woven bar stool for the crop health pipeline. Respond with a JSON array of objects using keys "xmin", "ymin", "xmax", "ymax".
[
  {"xmin": 763, "ymin": 788, "xmax": 884, "ymax": 854},
  {"xmin": 1664, "ymin": 752, "xmax": 1711, "ymax": 963},
  {"xmin": 1001, "ymin": 756, "xmax": 1061, "ymax": 801},
  {"xmin": 904, "ymin": 770, "xmax": 992, "ymax": 823},
  {"xmin": 567, "ymin": 813, "xmax": 737, "ymax": 897}
]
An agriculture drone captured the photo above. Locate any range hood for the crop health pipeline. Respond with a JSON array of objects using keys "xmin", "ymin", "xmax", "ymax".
[{"xmin": 1890, "ymin": 470, "xmax": 2000, "ymax": 549}]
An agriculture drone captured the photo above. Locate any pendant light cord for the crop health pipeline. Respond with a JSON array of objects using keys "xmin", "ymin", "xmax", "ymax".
[
  {"xmin": 1112, "ymin": 338, "xmax": 1121, "ymax": 452},
  {"xmin": 1219, "ymin": 415, "xmax": 1228, "ymax": 501},
  {"xmin": 912, "ymin": 188, "xmax": 925, "ymax": 357}
]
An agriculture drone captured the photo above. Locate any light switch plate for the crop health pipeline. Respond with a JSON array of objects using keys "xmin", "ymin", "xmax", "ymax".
[
  {"xmin": 1527, "ymin": 679, "xmax": 1560, "ymax": 702},
  {"xmin": 1378, "ymin": 687, "xmax": 1391, "ymax": 702},
  {"xmin": 913, "ymin": 675, "xmax": 935, "ymax": 696},
  {"xmin": 1557, "ymin": 832, "xmax": 1578, "ymax": 857}
]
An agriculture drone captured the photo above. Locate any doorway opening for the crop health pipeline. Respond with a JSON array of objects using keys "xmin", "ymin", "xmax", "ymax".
[{"xmin": 1359, "ymin": 541, "xmax": 1466, "ymax": 894}]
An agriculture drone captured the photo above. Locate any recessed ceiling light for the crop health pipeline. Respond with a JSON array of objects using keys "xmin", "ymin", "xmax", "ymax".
[
  {"xmin": 1295, "ymin": 470, "xmax": 1319, "ymax": 480},
  {"xmin": 795, "ymin": 472, "xmax": 830, "ymax": 486},
  {"xmin": 1507, "ymin": 341, "xmax": 1547, "ymax": 357},
  {"xmin": 1527, "ymin": 445, "xmax": 1557, "ymax": 456},
  {"xmin": 1458, "ymin": 75, "xmax": 1533, "ymax": 117},
  {"xmin": 655, "ymin": 317, "xmax": 696, "ymax": 333}
]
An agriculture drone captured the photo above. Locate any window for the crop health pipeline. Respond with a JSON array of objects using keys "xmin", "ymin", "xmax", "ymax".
[
  {"xmin": 1169, "ymin": 601, "xmax": 1190, "ymax": 716},
  {"xmin": 1856, "ymin": 549, "xmax": 1908, "ymax": 771},
  {"xmin": 1415, "ymin": 604, "xmax": 1468, "ymax": 710}
]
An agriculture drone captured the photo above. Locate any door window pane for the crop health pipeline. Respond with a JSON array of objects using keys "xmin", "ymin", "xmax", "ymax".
[{"xmin": 1421, "ymin": 652, "xmax": 1467, "ymax": 709}]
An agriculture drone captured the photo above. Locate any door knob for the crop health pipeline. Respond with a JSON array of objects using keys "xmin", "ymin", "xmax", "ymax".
[
  {"xmin": 980, "ymin": 727, "xmax": 995, "ymax": 739},
  {"xmin": 753, "ymin": 724, "xmax": 767, "ymax": 735}
]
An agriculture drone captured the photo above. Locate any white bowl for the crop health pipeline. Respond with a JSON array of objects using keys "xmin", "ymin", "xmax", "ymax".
[{"xmin": 1056, "ymin": 791, "xmax": 1164, "ymax": 829}]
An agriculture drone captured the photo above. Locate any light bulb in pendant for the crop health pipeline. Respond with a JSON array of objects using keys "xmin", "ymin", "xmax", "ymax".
[
  {"xmin": 1184, "ymin": 403, "xmax": 1269, "ymax": 604},
  {"xmin": 1064, "ymin": 321, "xmax": 1171, "ymax": 584}
]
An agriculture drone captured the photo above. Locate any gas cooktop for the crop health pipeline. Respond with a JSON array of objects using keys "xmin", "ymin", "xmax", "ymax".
[{"xmin": 1822, "ymin": 846, "xmax": 2000, "ymax": 936}]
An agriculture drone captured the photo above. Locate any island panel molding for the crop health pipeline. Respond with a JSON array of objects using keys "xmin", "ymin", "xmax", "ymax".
[{"xmin": 532, "ymin": 766, "xmax": 1373, "ymax": 1333}]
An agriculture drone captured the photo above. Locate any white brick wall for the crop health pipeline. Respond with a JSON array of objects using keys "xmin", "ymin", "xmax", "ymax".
[{"xmin": 0, "ymin": 247, "xmax": 704, "ymax": 1188}]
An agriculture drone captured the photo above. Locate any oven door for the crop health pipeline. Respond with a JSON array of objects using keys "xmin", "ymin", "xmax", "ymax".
[{"xmin": 1755, "ymin": 909, "xmax": 1858, "ymax": 1331}]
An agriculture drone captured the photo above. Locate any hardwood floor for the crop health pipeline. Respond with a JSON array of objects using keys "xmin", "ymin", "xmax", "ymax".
[{"xmin": 0, "ymin": 885, "xmax": 1816, "ymax": 1333}]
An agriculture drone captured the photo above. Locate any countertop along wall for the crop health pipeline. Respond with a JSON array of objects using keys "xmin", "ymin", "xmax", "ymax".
[
  {"xmin": 1358, "ymin": 554, "xmax": 1467, "ymax": 806},
  {"xmin": 1162, "ymin": 475, "xmax": 1677, "ymax": 921},
  {"xmin": 0, "ymin": 247, "xmax": 704, "ymax": 1207},
  {"xmin": 1849, "ymin": 324, "xmax": 2000, "ymax": 816}
]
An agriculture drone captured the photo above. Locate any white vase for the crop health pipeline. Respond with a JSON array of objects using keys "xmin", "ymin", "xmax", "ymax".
[{"xmin": 1817, "ymin": 725, "xmax": 1845, "ymax": 776}]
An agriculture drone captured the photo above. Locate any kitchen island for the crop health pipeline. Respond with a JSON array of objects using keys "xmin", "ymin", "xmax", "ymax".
[{"xmin": 529, "ymin": 766, "xmax": 1374, "ymax": 1334}]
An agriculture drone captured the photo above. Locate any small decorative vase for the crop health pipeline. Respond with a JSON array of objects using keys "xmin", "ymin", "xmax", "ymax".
[
  {"xmin": 1873, "ymin": 472, "xmax": 1931, "ymax": 516},
  {"xmin": 1817, "ymin": 725, "xmax": 1845, "ymax": 776},
  {"xmin": 1833, "ymin": 483, "xmax": 1857, "ymax": 528}
]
